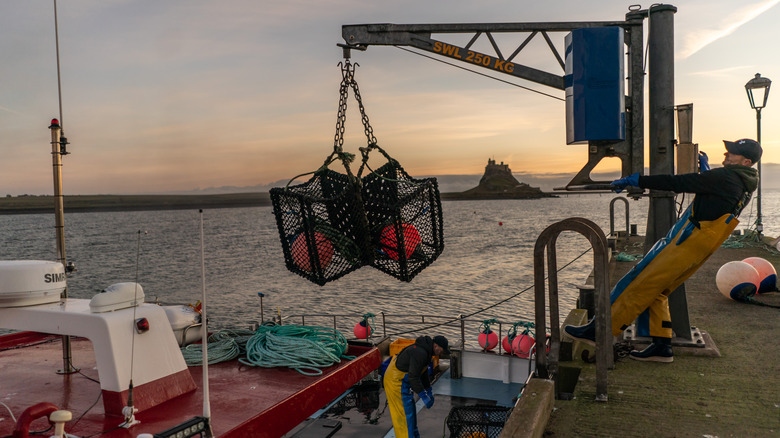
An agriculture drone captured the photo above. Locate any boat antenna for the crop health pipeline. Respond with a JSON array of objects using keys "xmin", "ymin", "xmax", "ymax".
[
  {"xmin": 53, "ymin": 0, "xmax": 65, "ymax": 130},
  {"xmin": 199, "ymin": 210, "xmax": 214, "ymax": 436},
  {"xmin": 121, "ymin": 230, "xmax": 146, "ymax": 429}
]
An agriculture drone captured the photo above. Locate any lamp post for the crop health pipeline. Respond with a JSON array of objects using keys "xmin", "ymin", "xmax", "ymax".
[{"xmin": 745, "ymin": 73, "xmax": 771, "ymax": 237}]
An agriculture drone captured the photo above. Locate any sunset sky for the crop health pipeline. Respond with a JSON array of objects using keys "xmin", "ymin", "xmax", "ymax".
[{"xmin": 1, "ymin": 0, "xmax": 778, "ymax": 195}]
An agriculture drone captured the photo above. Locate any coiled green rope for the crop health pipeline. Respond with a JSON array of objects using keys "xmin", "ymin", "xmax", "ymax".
[
  {"xmin": 239, "ymin": 325, "xmax": 355, "ymax": 376},
  {"xmin": 181, "ymin": 329, "xmax": 255, "ymax": 366},
  {"xmin": 182, "ymin": 326, "xmax": 354, "ymax": 375}
]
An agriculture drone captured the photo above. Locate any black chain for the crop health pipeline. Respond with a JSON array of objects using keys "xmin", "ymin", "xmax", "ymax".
[
  {"xmin": 332, "ymin": 61, "xmax": 351, "ymax": 155},
  {"xmin": 348, "ymin": 64, "xmax": 378, "ymax": 147},
  {"xmin": 333, "ymin": 60, "xmax": 378, "ymax": 152}
]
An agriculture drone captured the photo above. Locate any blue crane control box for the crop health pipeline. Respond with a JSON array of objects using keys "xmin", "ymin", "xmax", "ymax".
[{"xmin": 564, "ymin": 27, "xmax": 625, "ymax": 144}]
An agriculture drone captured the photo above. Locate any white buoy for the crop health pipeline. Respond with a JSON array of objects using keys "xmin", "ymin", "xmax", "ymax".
[
  {"xmin": 716, "ymin": 261, "xmax": 760, "ymax": 302},
  {"xmin": 742, "ymin": 257, "xmax": 778, "ymax": 293}
]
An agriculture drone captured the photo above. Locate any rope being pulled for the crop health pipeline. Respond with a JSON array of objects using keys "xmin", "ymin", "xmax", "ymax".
[{"xmin": 239, "ymin": 325, "xmax": 354, "ymax": 376}]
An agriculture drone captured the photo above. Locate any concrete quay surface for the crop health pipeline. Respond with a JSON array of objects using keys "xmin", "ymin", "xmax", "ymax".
[{"xmin": 544, "ymin": 235, "xmax": 780, "ymax": 438}]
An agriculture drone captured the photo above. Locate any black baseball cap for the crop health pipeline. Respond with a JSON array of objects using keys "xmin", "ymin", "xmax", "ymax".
[
  {"xmin": 724, "ymin": 139, "xmax": 762, "ymax": 163},
  {"xmin": 433, "ymin": 335, "xmax": 450, "ymax": 354}
]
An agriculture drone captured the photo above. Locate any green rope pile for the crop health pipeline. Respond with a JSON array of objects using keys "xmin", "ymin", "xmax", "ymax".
[
  {"xmin": 615, "ymin": 252, "xmax": 642, "ymax": 262},
  {"xmin": 721, "ymin": 232, "xmax": 780, "ymax": 255},
  {"xmin": 181, "ymin": 329, "xmax": 254, "ymax": 366},
  {"xmin": 182, "ymin": 325, "xmax": 354, "ymax": 376},
  {"xmin": 239, "ymin": 325, "xmax": 354, "ymax": 376}
]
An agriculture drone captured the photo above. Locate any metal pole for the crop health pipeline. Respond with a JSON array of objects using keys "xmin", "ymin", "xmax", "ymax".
[
  {"xmin": 645, "ymin": 5, "xmax": 692, "ymax": 341},
  {"xmin": 49, "ymin": 120, "xmax": 76, "ymax": 374},
  {"xmin": 258, "ymin": 292, "xmax": 265, "ymax": 323},
  {"xmin": 756, "ymin": 108, "xmax": 763, "ymax": 236}
]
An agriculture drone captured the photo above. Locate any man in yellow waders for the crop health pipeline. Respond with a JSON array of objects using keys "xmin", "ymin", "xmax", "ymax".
[
  {"xmin": 383, "ymin": 335, "xmax": 449, "ymax": 438},
  {"xmin": 566, "ymin": 139, "xmax": 761, "ymax": 362}
]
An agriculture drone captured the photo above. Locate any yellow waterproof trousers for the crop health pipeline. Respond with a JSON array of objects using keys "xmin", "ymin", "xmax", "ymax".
[
  {"xmin": 383, "ymin": 354, "xmax": 420, "ymax": 438},
  {"xmin": 610, "ymin": 210, "xmax": 738, "ymax": 338}
]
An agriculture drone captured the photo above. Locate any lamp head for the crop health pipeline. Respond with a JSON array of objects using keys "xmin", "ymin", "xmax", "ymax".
[{"xmin": 745, "ymin": 73, "xmax": 771, "ymax": 110}]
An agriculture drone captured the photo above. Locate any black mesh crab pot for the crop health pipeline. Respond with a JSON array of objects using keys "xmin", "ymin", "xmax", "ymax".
[
  {"xmin": 270, "ymin": 169, "xmax": 371, "ymax": 286},
  {"xmin": 361, "ymin": 161, "xmax": 444, "ymax": 282},
  {"xmin": 446, "ymin": 405, "xmax": 512, "ymax": 438}
]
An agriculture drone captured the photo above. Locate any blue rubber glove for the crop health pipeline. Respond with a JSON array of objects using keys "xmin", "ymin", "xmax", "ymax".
[
  {"xmin": 610, "ymin": 173, "xmax": 640, "ymax": 193},
  {"xmin": 419, "ymin": 388, "xmax": 434, "ymax": 409},
  {"xmin": 699, "ymin": 151, "xmax": 710, "ymax": 172}
]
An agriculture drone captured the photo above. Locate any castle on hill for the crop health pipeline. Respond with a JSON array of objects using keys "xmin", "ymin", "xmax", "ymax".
[{"xmin": 458, "ymin": 158, "xmax": 549, "ymax": 199}]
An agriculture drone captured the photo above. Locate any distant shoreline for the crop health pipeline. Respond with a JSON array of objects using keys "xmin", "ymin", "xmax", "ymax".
[{"xmin": 0, "ymin": 191, "xmax": 563, "ymax": 215}]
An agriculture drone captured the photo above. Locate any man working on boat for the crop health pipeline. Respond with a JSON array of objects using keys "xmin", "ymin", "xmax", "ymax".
[
  {"xmin": 566, "ymin": 139, "xmax": 761, "ymax": 362},
  {"xmin": 384, "ymin": 334, "xmax": 449, "ymax": 438}
]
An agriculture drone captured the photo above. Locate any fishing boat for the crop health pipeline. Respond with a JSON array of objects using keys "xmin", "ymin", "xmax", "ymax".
[
  {"xmin": 0, "ymin": 234, "xmax": 539, "ymax": 438},
  {"xmin": 0, "ymin": 271, "xmax": 540, "ymax": 438}
]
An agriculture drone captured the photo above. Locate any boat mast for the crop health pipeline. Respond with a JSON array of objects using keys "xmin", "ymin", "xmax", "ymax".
[{"xmin": 49, "ymin": 120, "xmax": 67, "ymax": 276}]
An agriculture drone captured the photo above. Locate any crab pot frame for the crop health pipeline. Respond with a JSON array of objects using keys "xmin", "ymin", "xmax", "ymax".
[
  {"xmin": 270, "ymin": 169, "xmax": 370, "ymax": 286},
  {"xmin": 361, "ymin": 161, "xmax": 444, "ymax": 282},
  {"xmin": 446, "ymin": 405, "xmax": 512, "ymax": 438}
]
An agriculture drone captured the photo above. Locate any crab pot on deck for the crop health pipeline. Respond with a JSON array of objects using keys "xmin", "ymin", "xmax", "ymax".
[
  {"xmin": 446, "ymin": 405, "xmax": 512, "ymax": 438},
  {"xmin": 362, "ymin": 160, "xmax": 444, "ymax": 282}
]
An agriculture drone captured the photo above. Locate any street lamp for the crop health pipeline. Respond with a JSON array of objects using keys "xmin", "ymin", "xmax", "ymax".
[{"xmin": 745, "ymin": 73, "xmax": 771, "ymax": 237}]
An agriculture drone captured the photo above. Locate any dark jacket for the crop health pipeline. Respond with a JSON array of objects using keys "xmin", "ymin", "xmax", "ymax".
[
  {"xmin": 394, "ymin": 336, "xmax": 433, "ymax": 394},
  {"xmin": 638, "ymin": 165, "xmax": 759, "ymax": 222}
]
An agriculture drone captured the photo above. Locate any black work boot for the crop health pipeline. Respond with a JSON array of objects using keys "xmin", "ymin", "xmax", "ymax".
[
  {"xmin": 629, "ymin": 337, "xmax": 673, "ymax": 363},
  {"xmin": 563, "ymin": 319, "xmax": 595, "ymax": 347}
]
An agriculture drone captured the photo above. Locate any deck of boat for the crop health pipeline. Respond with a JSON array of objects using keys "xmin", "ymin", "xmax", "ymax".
[
  {"xmin": 288, "ymin": 365, "xmax": 525, "ymax": 437},
  {"xmin": 0, "ymin": 333, "xmax": 380, "ymax": 437}
]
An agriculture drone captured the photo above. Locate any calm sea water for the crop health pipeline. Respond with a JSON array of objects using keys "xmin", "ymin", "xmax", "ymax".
[{"xmin": 2, "ymin": 191, "xmax": 778, "ymax": 345}]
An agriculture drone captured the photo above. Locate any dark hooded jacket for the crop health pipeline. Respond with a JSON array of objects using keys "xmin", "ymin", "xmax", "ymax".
[
  {"xmin": 638, "ymin": 165, "xmax": 759, "ymax": 222},
  {"xmin": 394, "ymin": 335, "xmax": 434, "ymax": 394}
]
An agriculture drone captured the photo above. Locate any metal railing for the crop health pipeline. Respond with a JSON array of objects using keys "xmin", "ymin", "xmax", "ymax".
[
  {"xmin": 533, "ymin": 217, "xmax": 613, "ymax": 402},
  {"xmin": 609, "ymin": 196, "xmax": 630, "ymax": 237},
  {"xmin": 278, "ymin": 312, "xmax": 539, "ymax": 355}
]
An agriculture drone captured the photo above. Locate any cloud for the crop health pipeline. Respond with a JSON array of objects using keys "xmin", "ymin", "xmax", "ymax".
[
  {"xmin": 688, "ymin": 66, "xmax": 754, "ymax": 77},
  {"xmin": 679, "ymin": 0, "xmax": 780, "ymax": 59},
  {"xmin": 0, "ymin": 105, "xmax": 21, "ymax": 115}
]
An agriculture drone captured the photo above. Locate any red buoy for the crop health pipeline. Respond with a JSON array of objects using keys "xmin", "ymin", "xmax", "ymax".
[
  {"xmin": 353, "ymin": 320, "xmax": 372, "ymax": 339},
  {"xmin": 502, "ymin": 335, "xmax": 512, "ymax": 354},
  {"xmin": 512, "ymin": 334, "xmax": 535, "ymax": 358},
  {"xmin": 291, "ymin": 232, "xmax": 334, "ymax": 272},
  {"xmin": 478, "ymin": 329, "xmax": 498, "ymax": 351},
  {"xmin": 380, "ymin": 223, "xmax": 421, "ymax": 260}
]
